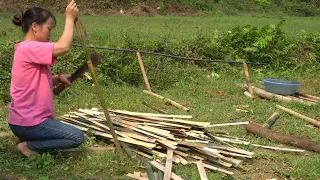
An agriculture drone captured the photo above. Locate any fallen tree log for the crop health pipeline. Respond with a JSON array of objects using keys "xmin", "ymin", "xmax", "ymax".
[{"xmin": 245, "ymin": 123, "xmax": 320, "ymax": 153}]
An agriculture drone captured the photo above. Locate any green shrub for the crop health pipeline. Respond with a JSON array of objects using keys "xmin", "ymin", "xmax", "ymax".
[{"xmin": 0, "ymin": 42, "xmax": 14, "ymax": 104}]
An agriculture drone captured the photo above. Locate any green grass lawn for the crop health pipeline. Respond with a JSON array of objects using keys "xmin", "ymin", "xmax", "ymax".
[
  {"xmin": 2, "ymin": 12, "xmax": 320, "ymax": 45},
  {"xmin": 1, "ymin": 12, "xmax": 320, "ymax": 179}
]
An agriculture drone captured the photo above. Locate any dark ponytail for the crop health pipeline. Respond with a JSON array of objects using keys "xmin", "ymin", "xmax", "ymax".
[{"xmin": 12, "ymin": 7, "xmax": 56, "ymax": 34}]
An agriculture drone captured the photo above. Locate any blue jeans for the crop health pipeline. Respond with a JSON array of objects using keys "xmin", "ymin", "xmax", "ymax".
[{"xmin": 9, "ymin": 119, "xmax": 84, "ymax": 151}]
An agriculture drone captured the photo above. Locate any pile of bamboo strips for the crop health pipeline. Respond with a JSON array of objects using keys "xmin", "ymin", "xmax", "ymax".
[{"xmin": 58, "ymin": 108, "xmax": 255, "ymax": 176}]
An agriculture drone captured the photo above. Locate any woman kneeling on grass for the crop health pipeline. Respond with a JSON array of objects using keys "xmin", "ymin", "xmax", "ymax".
[{"xmin": 8, "ymin": 0, "xmax": 84, "ymax": 157}]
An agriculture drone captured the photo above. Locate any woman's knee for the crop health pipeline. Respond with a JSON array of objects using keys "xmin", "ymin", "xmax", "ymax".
[{"xmin": 74, "ymin": 130, "xmax": 85, "ymax": 146}]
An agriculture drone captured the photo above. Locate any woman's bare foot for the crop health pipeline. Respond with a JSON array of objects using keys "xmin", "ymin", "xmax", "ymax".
[
  {"xmin": 15, "ymin": 138, "xmax": 23, "ymax": 145},
  {"xmin": 17, "ymin": 142, "xmax": 37, "ymax": 157}
]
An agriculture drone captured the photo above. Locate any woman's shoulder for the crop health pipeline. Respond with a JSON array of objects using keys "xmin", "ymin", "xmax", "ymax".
[{"xmin": 15, "ymin": 41, "xmax": 53, "ymax": 52}]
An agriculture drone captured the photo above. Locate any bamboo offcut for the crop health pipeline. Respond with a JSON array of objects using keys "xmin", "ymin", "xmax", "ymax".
[
  {"xmin": 137, "ymin": 52, "xmax": 152, "ymax": 92},
  {"xmin": 242, "ymin": 61, "xmax": 254, "ymax": 95},
  {"xmin": 143, "ymin": 90, "xmax": 190, "ymax": 111},
  {"xmin": 263, "ymin": 112, "xmax": 280, "ymax": 129}
]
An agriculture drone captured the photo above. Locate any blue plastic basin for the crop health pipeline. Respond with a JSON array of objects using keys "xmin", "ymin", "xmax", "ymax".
[{"xmin": 263, "ymin": 78, "xmax": 300, "ymax": 95}]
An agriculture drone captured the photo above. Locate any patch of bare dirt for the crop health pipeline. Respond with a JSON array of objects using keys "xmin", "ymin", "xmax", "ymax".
[
  {"xmin": 297, "ymin": 78, "xmax": 320, "ymax": 96},
  {"xmin": 234, "ymin": 158, "xmax": 282, "ymax": 180},
  {"xmin": 0, "ymin": 170, "xmax": 25, "ymax": 180},
  {"xmin": 126, "ymin": 5, "xmax": 158, "ymax": 17},
  {"xmin": 233, "ymin": 148, "xmax": 314, "ymax": 180},
  {"xmin": 161, "ymin": 4, "xmax": 199, "ymax": 16},
  {"xmin": 0, "ymin": 0, "xmax": 199, "ymax": 17}
]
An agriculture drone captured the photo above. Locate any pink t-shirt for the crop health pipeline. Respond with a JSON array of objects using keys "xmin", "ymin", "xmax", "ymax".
[{"xmin": 8, "ymin": 41, "xmax": 56, "ymax": 126}]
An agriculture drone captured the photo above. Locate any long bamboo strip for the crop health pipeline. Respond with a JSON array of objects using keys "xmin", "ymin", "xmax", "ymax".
[
  {"xmin": 215, "ymin": 135, "xmax": 305, "ymax": 152},
  {"xmin": 201, "ymin": 147, "xmax": 242, "ymax": 167},
  {"xmin": 109, "ymin": 109, "xmax": 192, "ymax": 119},
  {"xmin": 113, "ymin": 114, "xmax": 207, "ymax": 127},
  {"xmin": 176, "ymin": 155, "xmax": 188, "ymax": 165},
  {"xmin": 133, "ymin": 150, "xmax": 153, "ymax": 159},
  {"xmin": 164, "ymin": 149, "xmax": 173, "ymax": 180},
  {"xmin": 151, "ymin": 150, "xmax": 167, "ymax": 158},
  {"xmin": 196, "ymin": 161, "xmax": 208, "ymax": 180},
  {"xmin": 204, "ymin": 131, "xmax": 233, "ymax": 147},
  {"xmin": 113, "ymin": 118, "xmax": 175, "ymax": 139},
  {"xmin": 157, "ymin": 140, "xmax": 178, "ymax": 150},
  {"xmin": 59, "ymin": 117, "xmax": 105, "ymax": 132},
  {"xmin": 208, "ymin": 145, "xmax": 254, "ymax": 156},
  {"xmin": 139, "ymin": 116, "xmax": 210, "ymax": 127},
  {"xmin": 66, "ymin": 0, "xmax": 123, "ymax": 159},
  {"xmin": 111, "ymin": 119, "xmax": 167, "ymax": 140},
  {"xmin": 61, "ymin": 121, "xmax": 156, "ymax": 149},
  {"xmin": 203, "ymin": 163, "xmax": 234, "ymax": 175},
  {"xmin": 206, "ymin": 157, "xmax": 233, "ymax": 168},
  {"xmin": 219, "ymin": 150, "xmax": 252, "ymax": 159},
  {"xmin": 127, "ymin": 173, "xmax": 148, "ymax": 180},
  {"xmin": 150, "ymin": 161, "xmax": 183, "ymax": 180},
  {"xmin": 173, "ymin": 150, "xmax": 189, "ymax": 158},
  {"xmin": 122, "ymin": 132, "xmax": 156, "ymax": 143},
  {"xmin": 207, "ymin": 122, "xmax": 249, "ymax": 127},
  {"xmin": 251, "ymin": 144, "xmax": 305, "ymax": 152}
]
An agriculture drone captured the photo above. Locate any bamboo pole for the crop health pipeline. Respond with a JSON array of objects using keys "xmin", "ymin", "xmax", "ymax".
[
  {"xmin": 144, "ymin": 159, "xmax": 155, "ymax": 180},
  {"xmin": 137, "ymin": 52, "xmax": 152, "ymax": 92},
  {"xmin": 296, "ymin": 92, "xmax": 320, "ymax": 101},
  {"xmin": 120, "ymin": 142, "xmax": 139, "ymax": 161},
  {"xmin": 252, "ymin": 86, "xmax": 313, "ymax": 106},
  {"xmin": 276, "ymin": 105, "xmax": 320, "ymax": 127},
  {"xmin": 242, "ymin": 61, "xmax": 254, "ymax": 95},
  {"xmin": 143, "ymin": 90, "xmax": 190, "ymax": 111},
  {"xmin": 294, "ymin": 95, "xmax": 319, "ymax": 103},
  {"xmin": 142, "ymin": 101, "xmax": 167, "ymax": 114},
  {"xmin": 66, "ymin": 0, "xmax": 123, "ymax": 160}
]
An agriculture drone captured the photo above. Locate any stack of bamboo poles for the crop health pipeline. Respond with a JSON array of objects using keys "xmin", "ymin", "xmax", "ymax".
[
  {"xmin": 58, "ymin": 108, "xmax": 255, "ymax": 176},
  {"xmin": 239, "ymin": 84, "xmax": 320, "ymax": 106}
]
